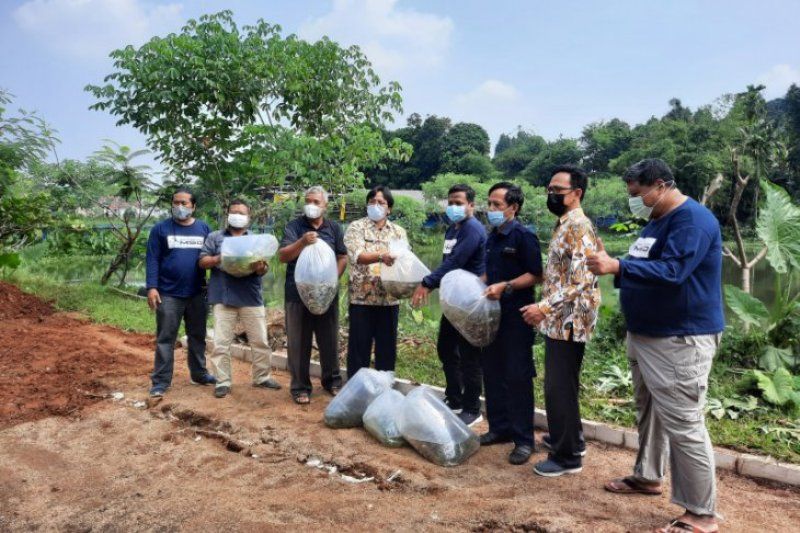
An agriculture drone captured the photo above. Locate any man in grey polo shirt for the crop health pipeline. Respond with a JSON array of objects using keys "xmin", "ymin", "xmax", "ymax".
[{"xmin": 199, "ymin": 199, "xmax": 281, "ymax": 399}]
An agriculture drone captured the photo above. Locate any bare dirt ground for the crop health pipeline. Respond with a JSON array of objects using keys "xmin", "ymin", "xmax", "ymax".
[{"xmin": 1, "ymin": 283, "xmax": 798, "ymax": 532}]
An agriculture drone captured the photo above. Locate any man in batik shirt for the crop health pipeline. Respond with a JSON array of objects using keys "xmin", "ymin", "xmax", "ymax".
[
  {"xmin": 522, "ymin": 165, "xmax": 600, "ymax": 477},
  {"xmin": 344, "ymin": 186, "xmax": 407, "ymax": 376}
]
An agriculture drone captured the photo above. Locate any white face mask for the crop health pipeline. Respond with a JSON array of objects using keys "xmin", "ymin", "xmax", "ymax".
[
  {"xmin": 304, "ymin": 204, "xmax": 323, "ymax": 219},
  {"xmin": 227, "ymin": 213, "xmax": 249, "ymax": 228},
  {"xmin": 628, "ymin": 182, "xmax": 672, "ymax": 219},
  {"xmin": 367, "ymin": 204, "xmax": 386, "ymax": 222}
]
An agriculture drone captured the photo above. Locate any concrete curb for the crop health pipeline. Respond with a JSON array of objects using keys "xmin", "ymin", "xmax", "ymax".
[{"xmin": 185, "ymin": 336, "xmax": 800, "ymax": 487}]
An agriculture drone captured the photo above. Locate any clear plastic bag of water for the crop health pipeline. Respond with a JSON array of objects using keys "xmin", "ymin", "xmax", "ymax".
[
  {"xmin": 295, "ymin": 240, "xmax": 339, "ymax": 314},
  {"xmin": 380, "ymin": 239, "xmax": 431, "ymax": 299},
  {"xmin": 440, "ymin": 269, "xmax": 501, "ymax": 347},
  {"xmin": 362, "ymin": 388, "xmax": 406, "ymax": 447},
  {"xmin": 220, "ymin": 234, "xmax": 279, "ymax": 277},
  {"xmin": 323, "ymin": 368, "xmax": 395, "ymax": 428}
]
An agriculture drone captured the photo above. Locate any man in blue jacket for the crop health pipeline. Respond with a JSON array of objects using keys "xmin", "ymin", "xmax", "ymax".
[
  {"xmin": 146, "ymin": 188, "xmax": 215, "ymax": 398},
  {"xmin": 588, "ymin": 159, "xmax": 723, "ymax": 533},
  {"xmin": 412, "ymin": 184, "xmax": 487, "ymax": 427}
]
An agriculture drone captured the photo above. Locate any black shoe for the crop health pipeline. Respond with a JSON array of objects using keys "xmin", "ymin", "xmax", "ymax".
[
  {"xmin": 457, "ymin": 411, "xmax": 483, "ymax": 427},
  {"xmin": 541, "ymin": 434, "xmax": 587, "ymax": 457},
  {"xmin": 509, "ymin": 444, "xmax": 533, "ymax": 465},
  {"xmin": 214, "ymin": 386, "xmax": 230, "ymax": 398},
  {"xmin": 444, "ymin": 398, "xmax": 463, "ymax": 414},
  {"xmin": 479, "ymin": 431, "xmax": 513, "ymax": 446},
  {"xmin": 253, "ymin": 377, "xmax": 282, "ymax": 390}
]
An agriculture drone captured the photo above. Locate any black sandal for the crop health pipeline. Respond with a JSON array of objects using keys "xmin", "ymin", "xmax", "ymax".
[{"xmin": 293, "ymin": 393, "xmax": 310, "ymax": 405}]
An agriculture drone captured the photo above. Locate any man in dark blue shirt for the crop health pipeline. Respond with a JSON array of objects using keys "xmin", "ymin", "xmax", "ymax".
[
  {"xmin": 480, "ymin": 182, "xmax": 543, "ymax": 465},
  {"xmin": 412, "ymin": 184, "xmax": 487, "ymax": 426},
  {"xmin": 279, "ymin": 186, "xmax": 347, "ymax": 405},
  {"xmin": 145, "ymin": 188, "xmax": 215, "ymax": 398},
  {"xmin": 588, "ymin": 159, "xmax": 723, "ymax": 533},
  {"xmin": 199, "ymin": 199, "xmax": 281, "ymax": 399}
]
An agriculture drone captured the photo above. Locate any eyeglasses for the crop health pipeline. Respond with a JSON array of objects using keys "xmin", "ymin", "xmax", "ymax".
[{"xmin": 546, "ymin": 186, "xmax": 575, "ymax": 194}]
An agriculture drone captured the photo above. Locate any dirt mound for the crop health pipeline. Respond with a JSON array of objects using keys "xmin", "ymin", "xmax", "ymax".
[
  {"xmin": 0, "ymin": 307, "xmax": 151, "ymax": 429},
  {"xmin": 0, "ymin": 281, "xmax": 54, "ymax": 320}
]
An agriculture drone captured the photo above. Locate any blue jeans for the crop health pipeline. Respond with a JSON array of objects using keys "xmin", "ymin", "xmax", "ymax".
[{"xmin": 151, "ymin": 293, "xmax": 209, "ymax": 389}]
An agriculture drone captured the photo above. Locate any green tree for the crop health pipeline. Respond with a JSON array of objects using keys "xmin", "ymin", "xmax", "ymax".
[
  {"xmin": 492, "ymin": 129, "xmax": 547, "ymax": 177},
  {"xmin": 0, "ymin": 90, "xmax": 55, "ymax": 265},
  {"xmin": 521, "ymin": 137, "xmax": 583, "ymax": 186},
  {"xmin": 581, "ymin": 119, "xmax": 632, "ymax": 174},
  {"xmin": 86, "ymin": 11, "xmax": 410, "ymax": 211}
]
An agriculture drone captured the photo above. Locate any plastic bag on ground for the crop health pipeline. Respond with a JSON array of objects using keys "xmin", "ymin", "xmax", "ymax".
[
  {"xmin": 440, "ymin": 269, "xmax": 501, "ymax": 347},
  {"xmin": 396, "ymin": 387, "xmax": 479, "ymax": 467},
  {"xmin": 362, "ymin": 388, "xmax": 406, "ymax": 447},
  {"xmin": 380, "ymin": 239, "xmax": 431, "ymax": 299},
  {"xmin": 220, "ymin": 234, "xmax": 279, "ymax": 277},
  {"xmin": 323, "ymin": 368, "xmax": 395, "ymax": 428},
  {"xmin": 295, "ymin": 240, "xmax": 339, "ymax": 314}
]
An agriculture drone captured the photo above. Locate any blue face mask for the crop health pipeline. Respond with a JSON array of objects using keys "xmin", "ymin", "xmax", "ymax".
[
  {"xmin": 367, "ymin": 204, "xmax": 386, "ymax": 222},
  {"xmin": 487, "ymin": 210, "xmax": 506, "ymax": 227},
  {"xmin": 446, "ymin": 205, "xmax": 466, "ymax": 224}
]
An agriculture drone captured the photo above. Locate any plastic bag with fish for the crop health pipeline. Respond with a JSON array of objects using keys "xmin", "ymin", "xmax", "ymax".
[
  {"xmin": 323, "ymin": 368, "xmax": 395, "ymax": 428},
  {"xmin": 396, "ymin": 387, "xmax": 479, "ymax": 466}
]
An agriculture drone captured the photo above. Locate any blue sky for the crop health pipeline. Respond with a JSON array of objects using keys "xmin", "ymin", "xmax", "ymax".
[{"xmin": 2, "ymin": 0, "xmax": 799, "ymax": 165}]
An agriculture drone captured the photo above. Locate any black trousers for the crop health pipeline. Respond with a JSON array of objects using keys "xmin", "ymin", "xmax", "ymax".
[
  {"xmin": 481, "ymin": 308, "xmax": 535, "ymax": 447},
  {"xmin": 347, "ymin": 304, "xmax": 400, "ymax": 376},
  {"xmin": 285, "ymin": 299, "xmax": 343, "ymax": 396},
  {"xmin": 544, "ymin": 335, "xmax": 586, "ymax": 468},
  {"xmin": 151, "ymin": 293, "xmax": 208, "ymax": 389},
  {"xmin": 437, "ymin": 315, "xmax": 482, "ymax": 414}
]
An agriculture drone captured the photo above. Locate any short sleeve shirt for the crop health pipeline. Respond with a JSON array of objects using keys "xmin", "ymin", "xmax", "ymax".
[
  {"xmin": 280, "ymin": 216, "xmax": 347, "ymax": 303},
  {"xmin": 199, "ymin": 229, "xmax": 264, "ymax": 308},
  {"xmin": 485, "ymin": 219, "xmax": 543, "ymax": 311},
  {"xmin": 343, "ymin": 217, "xmax": 408, "ymax": 306}
]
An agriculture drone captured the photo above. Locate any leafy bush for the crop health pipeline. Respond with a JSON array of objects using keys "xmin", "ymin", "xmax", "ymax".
[{"xmin": 739, "ymin": 367, "xmax": 800, "ymax": 414}]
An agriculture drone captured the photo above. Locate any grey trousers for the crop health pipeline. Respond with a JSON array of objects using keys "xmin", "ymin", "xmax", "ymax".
[{"xmin": 627, "ymin": 332, "xmax": 720, "ymax": 517}]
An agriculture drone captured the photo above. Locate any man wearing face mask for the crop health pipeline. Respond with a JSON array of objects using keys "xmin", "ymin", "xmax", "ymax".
[
  {"xmin": 480, "ymin": 182, "xmax": 543, "ymax": 465},
  {"xmin": 412, "ymin": 184, "xmax": 487, "ymax": 427},
  {"xmin": 199, "ymin": 199, "xmax": 279, "ymax": 399},
  {"xmin": 587, "ymin": 159, "xmax": 723, "ymax": 533},
  {"xmin": 145, "ymin": 188, "xmax": 215, "ymax": 398},
  {"xmin": 279, "ymin": 186, "xmax": 347, "ymax": 405},
  {"xmin": 344, "ymin": 186, "xmax": 407, "ymax": 376},
  {"xmin": 520, "ymin": 165, "xmax": 600, "ymax": 477}
]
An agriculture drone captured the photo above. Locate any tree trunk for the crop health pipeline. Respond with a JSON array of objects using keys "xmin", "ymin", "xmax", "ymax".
[{"xmin": 742, "ymin": 266, "xmax": 751, "ymax": 294}]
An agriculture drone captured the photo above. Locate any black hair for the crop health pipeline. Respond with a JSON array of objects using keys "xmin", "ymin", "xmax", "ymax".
[
  {"xmin": 172, "ymin": 187, "xmax": 196, "ymax": 206},
  {"xmin": 488, "ymin": 181, "xmax": 524, "ymax": 209},
  {"xmin": 551, "ymin": 164, "xmax": 589, "ymax": 199},
  {"xmin": 366, "ymin": 185, "xmax": 394, "ymax": 208},
  {"xmin": 228, "ymin": 198, "xmax": 250, "ymax": 212},
  {"xmin": 447, "ymin": 184, "xmax": 476, "ymax": 203},
  {"xmin": 622, "ymin": 158, "xmax": 674, "ymax": 186}
]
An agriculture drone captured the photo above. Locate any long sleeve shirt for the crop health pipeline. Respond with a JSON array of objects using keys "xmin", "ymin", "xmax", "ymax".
[
  {"xmin": 145, "ymin": 218, "xmax": 210, "ymax": 298},
  {"xmin": 537, "ymin": 208, "xmax": 601, "ymax": 343},
  {"xmin": 616, "ymin": 197, "xmax": 724, "ymax": 337},
  {"xmin": 422, "ymin": 216, "xmax": 486, "ymax": 289}
]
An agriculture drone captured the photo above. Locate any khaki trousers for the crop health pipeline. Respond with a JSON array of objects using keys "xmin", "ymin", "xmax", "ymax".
[{"xmin": 211, "ymin": 304, "xmax": 272, "ymax": 388}]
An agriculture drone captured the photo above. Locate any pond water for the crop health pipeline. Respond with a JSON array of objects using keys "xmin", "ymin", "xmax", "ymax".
[{"xmin": 23, "ymin": 237, "xmax": 782, "ymax": 322}]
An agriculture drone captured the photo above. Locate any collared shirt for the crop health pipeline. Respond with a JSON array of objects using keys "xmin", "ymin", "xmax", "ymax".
[
  {"xmin": 280, "ymin": 216, "xmax": 347, "ymax": 303},
  {"xmin": 537, "ymin": 208, "xmax": 601, "ymax": 343},
  {"xmin": 200, "ymin": 229, "xmax": 264, "ymax": 308},
  {"xmin": 422, "ymin": 216, "xmax": 487, "ymax": 289},
  {"xmin": 344, "ymin": 217, "xmax": 408, "ymax": 306},
  {"xmin": 485, "ymin": 218, "xmax": 543, "ymax": 311}
]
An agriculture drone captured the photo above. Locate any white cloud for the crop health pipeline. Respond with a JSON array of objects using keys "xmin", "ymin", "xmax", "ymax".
[
  {"xmin": 299, "ymin": 0, "xmax": 453, "ymax": 76},
  {"xmin": 13, "ymin": 0, "xmax": 184, "ymax": 61},
  {"xmin": 757, "ymin": 64, "xmax": 800, "ymax": 99},
  {"xmin": 454, "ymin": 79, "xmax": 520, "ymax": 107},
  {"xmin": 450, "ymin": 79, "xmax": 535, "ymax": 147}
]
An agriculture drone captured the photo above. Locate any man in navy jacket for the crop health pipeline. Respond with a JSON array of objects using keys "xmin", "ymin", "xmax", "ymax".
[
  {"xmin": 146, "ymin": 188, "xmax": 215, "ymax": 398},
  {"xmin": 412, "ymin": 184, "xmax": 487, "ymax": 427}
]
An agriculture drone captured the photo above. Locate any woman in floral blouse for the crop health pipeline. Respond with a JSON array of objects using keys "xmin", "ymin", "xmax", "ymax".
[{"xmin": 343, "ymin": 186, "xmax": 408, "ymax": 377}]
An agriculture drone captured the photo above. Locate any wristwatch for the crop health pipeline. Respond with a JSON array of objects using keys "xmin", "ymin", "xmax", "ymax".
[{"xmin": 503, "ymin": 281, "xmax": 514, "ymax": 295}]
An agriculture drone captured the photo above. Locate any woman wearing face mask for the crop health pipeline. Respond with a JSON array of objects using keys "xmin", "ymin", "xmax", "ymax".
[
  {"xmin": 479, "ymin": 182, "xmax": 543, "ymax": 466},
  {"xmin": 343, "ymin": 186, "xmax": 408, "ymax": 377},
  {"xmin": 199, "ymin": 199, "xmax": 280, "ymax": 399}
]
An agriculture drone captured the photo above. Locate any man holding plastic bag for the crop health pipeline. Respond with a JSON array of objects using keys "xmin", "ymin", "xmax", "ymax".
[
  {"xmin": 199, "ymin": 200, "xmax": 281, "ymax": 399},
  {"xmin": 344, "ymin": 186, "xmax": 408, "ymax": 376},
  {"xmin": 412, "ymin": 184, "xmax": 487, "ymax": 427},
  {"xmin": 279, "ymin": 186, "xmax": 347, "ymax": 405},
  {"xmin": 481, "ymin": 182, "xmax": 543, "ymax": 465}
]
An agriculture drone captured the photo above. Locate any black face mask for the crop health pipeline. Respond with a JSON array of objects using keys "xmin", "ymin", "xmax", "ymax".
[{"xmin": 547, "ymin": 193, "xmax": 567, "ymax": 216}]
